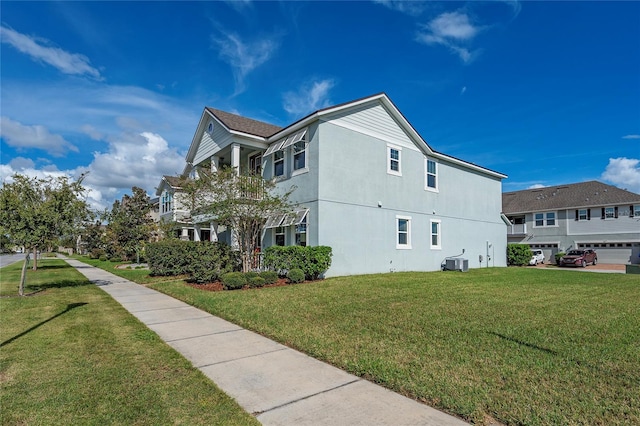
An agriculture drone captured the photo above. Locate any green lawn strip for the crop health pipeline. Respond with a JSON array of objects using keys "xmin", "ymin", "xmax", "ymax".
[
  {"xmin": 145, "ymin": 268, "xmax": 639, "ymax": 425},
  {"xmin": 0, "ymin": 259, "xmax": 259, "ymax": 426}
]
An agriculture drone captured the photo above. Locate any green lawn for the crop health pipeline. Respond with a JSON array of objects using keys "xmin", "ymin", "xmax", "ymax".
[
  {"xmin": 0, "ymin": 259, "xmax": 259, "ymax": 426},
  {"xmin": 143, "ymin": 267, "xmax": 640, "ymax": 425}
]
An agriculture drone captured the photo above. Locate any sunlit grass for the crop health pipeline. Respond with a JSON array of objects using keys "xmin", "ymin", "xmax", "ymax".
[
  {"xmin": 0, "ymin": 259, "xmax": 258, "ymax": 426},
  {"xmin": 146, "ymin": 268, "xmax": 639, "ymax": 425}
]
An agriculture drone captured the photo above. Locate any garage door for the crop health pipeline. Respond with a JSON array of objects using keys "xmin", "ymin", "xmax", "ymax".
[{"xmin": 578, "ymin": 243, "xmax": 639, "ymax": 264}]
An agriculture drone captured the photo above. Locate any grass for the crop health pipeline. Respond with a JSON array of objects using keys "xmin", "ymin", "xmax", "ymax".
[
  {"xmin": 139, "ymin": 267, "xmax": 640, "ymax": 425},
  {"xmin": 0, "ymin": 259, "xmax": 259, "ymax": 426}
]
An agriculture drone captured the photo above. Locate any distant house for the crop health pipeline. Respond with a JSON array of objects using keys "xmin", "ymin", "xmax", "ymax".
[
  {"xmin": 155, "ymin": 175, "xmax": 195, "ymax": 240},
  {"xmin": 503, "ymin": 181, "xmax": 640, "ymax": 264},
  {"xmin": 170, "ymin": 93, "xmax": 508, "ymax": 276}
]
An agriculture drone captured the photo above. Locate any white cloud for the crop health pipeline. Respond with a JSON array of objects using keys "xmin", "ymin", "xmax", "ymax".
[
  {"xmin": 212, "ymin": 32, "xmax": 278, "ymax": 96},
  {"xmin": 416, "ymin": 11, "xmax": 482, "ymax": 63},
  {"xmin": 0, "ymin": 25, "xmax": 101, "ymax": 79},
  {"xmin": 527, "ymin": 183, "xmax": 546, "ymax": 189},
  {"xmin": 460, "ymin": 86, "xmax": 467, "ymax": 95},
  {"xmin": 601, "ymin": 157, "xmax": 640, "ymax": 194},
  {"xmin": 0, "ymin": 116, "xmax": 79, "ymax": 157},
  {"xmin": 374, "ymin": 0, "xmax": 428, "ymax": 17},
  {"xmin": 283, "ymin": 79, "xmax": 335, "ymax": 117},
  {"xmin": 622, "ymin": 134, "xmax": 640, "ymax": 139}
]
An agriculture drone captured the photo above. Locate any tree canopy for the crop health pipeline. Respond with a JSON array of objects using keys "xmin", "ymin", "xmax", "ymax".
[{"xmin": 0, "ymin": 174, "xmax": 92, "ymax": 295}]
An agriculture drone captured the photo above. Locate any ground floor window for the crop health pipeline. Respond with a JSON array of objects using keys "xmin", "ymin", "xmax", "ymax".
[
  {"xmin": 396, "ymin": 215, "xmax": 411, "ymax": 249},
  {"xmin": 275, "ymin": 226, "xmax": 285, "ymax": 246},
  {"xmin": 430, "ymin": 219, "xmax": 441, "ymax": 249}
]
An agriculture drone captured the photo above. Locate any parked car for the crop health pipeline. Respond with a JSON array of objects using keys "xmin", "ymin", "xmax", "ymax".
[
  {"xmin": 529, "ymin": 249, "xmax": 545, "ymax": 265},
  {"xmin": 559, "ymin": 249, "xmax": 597, "ymax": 267}
]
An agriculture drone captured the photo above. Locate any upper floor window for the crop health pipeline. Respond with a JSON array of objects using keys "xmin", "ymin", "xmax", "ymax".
[
  {"xmin": 577, "ymin": 209, "xmax": 589, "ymax": 221},
  {"xmin": 293, "ymin": 141, "xmax": 307, "ymax": 172},
  {"xmin": 534, "ymin": 212, "xmax": 556, "ymax": 227},
  {"xmin": 387, "ymin": 145, "xmax": 402, "ymax": 176},
  {"xmin": 274, "ymin": 150, "xmax": 285, "ymax": 177},
  {"xmin": 425, "ymin": 158, "xmax": 438, "ymax": 191},
  {"xmin": 430, "ymin": 219, "xmax": 441, "ymax": 249},
  {"xmin": 161, "ymin": 192, "xmax": 173, "ymax": 214},
  {"xmin": 396, "ymin": 215, "xmax": 411, "ymax": 249},
  {"xmin": 632, "ymin": 205, "xmax": 640, "ymax": 218},
  {"xmin": 602, "ymin": 207, "xmax": 618, "ymax": 219}
]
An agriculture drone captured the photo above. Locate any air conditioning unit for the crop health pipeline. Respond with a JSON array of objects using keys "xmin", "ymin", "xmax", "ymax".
[{"xmin": 445, "ymin": 258, "xmax": 469, "ymax": 272}]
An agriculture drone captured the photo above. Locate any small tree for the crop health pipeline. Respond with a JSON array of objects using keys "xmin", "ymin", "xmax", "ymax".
[
  {"xmin": 0, "ymin": 174, "xmax": 92, "ymax": 295},
  {"xmin": 181, "ymin": 167, "xmax": 296, "ymax": 272},
  {"xmin": 104, "ymin": 187, "xmax": 154, "ymax": 261}
]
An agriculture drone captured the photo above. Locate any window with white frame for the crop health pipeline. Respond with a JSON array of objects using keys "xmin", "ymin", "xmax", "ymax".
[
  {"xmin": 387, "ymin": 145, "xmax": 401, "ymax": 176},
  {"xmin": 396, "ymin": 215, "xmax": 411, "ymax": 249},
  {"xmin": 430, "ymin": 219, "xmax": 441, "ymax": 249},
  {"xmin": 295, "ymin": 215, "xmax": 307, "ymax": 246},
  {"xmin": 534, "ymin": 211, "xmax": 556, "ymax": 227},
  {"xmin": 293, "ymin": 141, "xmax": 307, "ymax": 172},
  {"xmin": 578, "ymin": 209, "xmax": 589, "ymax": 221},
  {"xmin": 274, "ymin": 226, "xmax": 286, "ymax": 246},
  {"xmin": 425, "ymin": 158, "xmax": 438, "ymax": 191},
  {"xmin": 161, "ymin": 192, "xmax": 173, "ymax": 214},
  {"xmin": 604, "ymin": 207, "xmax": 615, "ymax": 219},
  {"xmin": 273, "ymin": 150, "xmax": 285, "ymax": 177},
  {"xmin": 634, "ymin": 205, "xmax": 640, "ymax": 218}
]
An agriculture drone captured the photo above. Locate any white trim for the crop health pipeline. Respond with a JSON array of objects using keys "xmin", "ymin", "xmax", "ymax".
[
  {"xmin": 396, "ymin": 215, "xmax": 412, "ymax": 249},
  {"xmin": 533, "ymin": 211, "xmax": 558, "ymax": 228},
  {"xmin": 387, "ymin": 144, "xmax": 402, "ymax": 176},
  {"xmin": 430, "ymin": 219, "xmax": 442, "ymax": 249},
  {"xmin": 292, "ymin": 140, "xmax": 308, "ymax": 175},
  {"xmin": 273, "ymin": 150, "xmax": 286, "ymax": 178}
]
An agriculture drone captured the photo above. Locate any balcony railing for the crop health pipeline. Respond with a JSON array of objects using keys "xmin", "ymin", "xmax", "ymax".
[
  {"xmin": 238, "ymin": 175, "xmax": 265, "ymax": 200},
  {"xmin": 508, "ymin": 223, "xmax": 527, "ymax": 235}
]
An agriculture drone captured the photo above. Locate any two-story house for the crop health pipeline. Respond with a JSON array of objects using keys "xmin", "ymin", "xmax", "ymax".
[
  {"xmin": 503, "ymin": 181, "xmax": 640, "ymax": 264},
  {"xmin": 177, "ymin": 93, "xmax": 508, "ymax": 277}
]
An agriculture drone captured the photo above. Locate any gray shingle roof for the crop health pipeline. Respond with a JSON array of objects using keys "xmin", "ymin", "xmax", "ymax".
[
  {"xmin": 502, "ymin": 181, "xmax": 640, "ymax": 214},
  {"xmin": 163, "ymin": 175, "xmax": 183, "ymax": 188},
  {"xmin": 205, "ymin": 107, "xmax": 282, "ymax": 138}
]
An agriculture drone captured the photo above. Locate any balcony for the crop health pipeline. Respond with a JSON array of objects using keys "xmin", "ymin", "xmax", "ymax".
[{"xmin": 508, "ymin": 223, "xmax": 527, "ymax": 236}]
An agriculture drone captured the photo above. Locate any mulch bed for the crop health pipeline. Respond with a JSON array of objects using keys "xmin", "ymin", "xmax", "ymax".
[{"xmin": 186, "ymin": 277, "xmax": 295, "ymax": 292}]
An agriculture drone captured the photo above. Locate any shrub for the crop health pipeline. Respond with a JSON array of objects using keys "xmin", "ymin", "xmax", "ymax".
[
  {"xmin": 287, "ymin": 268, "xmax": 305, "ymax": 284},
  {"xmin": 221, "ymin": 272, "xmax": 247, "ymax": 290},
  {"xmin": 263, "ymin": 246, "xmax": 332, "ymax": 280},
  {"xmin": 259, "ymin": 270, "xmax": 278, "ymax": 284},
  {"xmin": 109, "ymin": 256, "xmax": 122, "ymax": 262},
  {"xmin": 99, "ymin": 255, "xmax": 108, "ymax": 261},
  {"xmin": 555, "ymin": 252, "xmax": 566, "ymax": 265},
  {"xmin": 507, "ymin": 244, "xmax": 532, "ymax": 266},
  {"xmin": 248, "ymin": 276, "xmax": 266, "ymax": 288},
  {"xmin": 90, "ymin": 248, "xmax": 106, "ymax": 259},
  {"xmin": 244, "ymin": 271, "xmax": 259, "ymax": 281}
]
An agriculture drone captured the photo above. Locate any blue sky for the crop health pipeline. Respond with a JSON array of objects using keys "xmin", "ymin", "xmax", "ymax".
[{"xmin": 1, "ymin": 1, "xmax": 639, "ymax": 211}]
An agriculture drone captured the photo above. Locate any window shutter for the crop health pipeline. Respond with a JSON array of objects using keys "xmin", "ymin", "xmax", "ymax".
[
  {"xmin": 615, "ymin": 206, "xmax": 618, "ymax": 218},
  {"xmin": 575, "ymin": 210, "xmax": 578, "ymax": 221},
  {"xmin": 601, "ymin": 208, "xmax": 605, "ymax": 219},
  {"xmin": 587, "ymin": 209, "xmax": 591, "ymax": 220},
  {"xmin": 631, "ymin": 205, "xmax": 635, "ymax": 218}
]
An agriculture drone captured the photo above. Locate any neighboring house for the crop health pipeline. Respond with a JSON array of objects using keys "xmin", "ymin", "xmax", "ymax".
[
  {"xmin": 155, "ymin": 175, "xmax": 195, "ymax": 240},
  {"xmin": 178, "ymin": 93, "xmax": 508, "ymax": 277},
  {"xmin": 503, "ymin": 181, "xmax": 640, "ymax": 264}
]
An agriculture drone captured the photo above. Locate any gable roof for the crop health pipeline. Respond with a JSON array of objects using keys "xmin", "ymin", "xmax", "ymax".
[
  {"xmin": 205, "ymin": 107, "xmax": 282, "ymax": 138},
  {"xmin": 155, "ymin": 175, "xmax": 183, "ymax": 196},
  {"xmin": 502, "ymin": 181, "xmax": 640, "ymax": 214}
]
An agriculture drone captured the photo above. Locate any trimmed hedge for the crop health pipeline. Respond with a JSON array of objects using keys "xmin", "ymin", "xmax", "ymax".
[
  {"xmin": 147, "ymin": 240, "xmax": 240, "ymax": 283},
  {"xmin": 262, "ymin": 246, "xmax": 332, "ymax": 280},
  {"xmin": 221, "ymin": 272, "xmax": 247, "ymax": 290},
  {"xmin": 259, "ymin": 270, "xmax": 278, "ymax": 284},
  {"xmin": 507, "ymin": 244, "xmax": 532, "ymax": 266}
]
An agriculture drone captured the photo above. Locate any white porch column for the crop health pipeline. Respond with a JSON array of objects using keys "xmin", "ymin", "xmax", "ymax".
[
  {"xmin": 194, "ymin": 225, "xmax": 201, "ymax": 241},
  {"xmin": 181, "ymin": 228, "xmax": 189, "ymax": 241},
  {"xmin": 210, "ymin": 222, "xmax": 218, "ymax": 242},
  {"xmin": 211, "ymin": 155, "xmax": 218, "ymax": 172},
  {"xmin": 231, "ymin": 143, "xmax": 240, "ymax": 175}
]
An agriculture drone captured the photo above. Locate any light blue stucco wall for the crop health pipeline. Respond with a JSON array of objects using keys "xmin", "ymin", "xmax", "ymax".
[{"xmin": 265, "ymin": 102, "xmax": 507, "ymax": 277}]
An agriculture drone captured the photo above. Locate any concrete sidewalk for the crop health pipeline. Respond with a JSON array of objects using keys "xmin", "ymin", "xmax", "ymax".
[{"xmin": 63, "ymin": 258, "xmax": 468, "ymax": 426}]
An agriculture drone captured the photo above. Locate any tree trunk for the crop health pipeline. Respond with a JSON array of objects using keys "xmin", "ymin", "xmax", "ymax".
[
  {"xmin": 19, "ymin": 253, "xmax": 29, "ymax": 296},
  {"xmin": 32, "ymin": 247, "xmax": 38, "ymax": 271}
]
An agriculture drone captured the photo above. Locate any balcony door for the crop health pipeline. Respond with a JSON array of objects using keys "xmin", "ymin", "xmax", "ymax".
[{"xmin": 249, "ymin": 154, "xmax": 262, "ymax": 176}]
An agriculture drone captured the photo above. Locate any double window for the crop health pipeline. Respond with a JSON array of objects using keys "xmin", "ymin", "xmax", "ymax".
[
  {"xmin": 161, "ymin": 192, "xmax": 173, "ymax": 214},
  {"xmin": 534, "ymin": 212, "xmax": 556, "ymax": 227},
  {"xmin": 266, "ymin": 128, "xmax": 308, "ymax": 178},
  {"xmin": 266, "ymin": 209, "xmax": 309, "ymax": 247}
]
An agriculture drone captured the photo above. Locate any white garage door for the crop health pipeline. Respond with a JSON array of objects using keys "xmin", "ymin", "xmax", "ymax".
[{"xmin": 578, "ymin": 243, "xmax": 639, "ymax": 264}]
